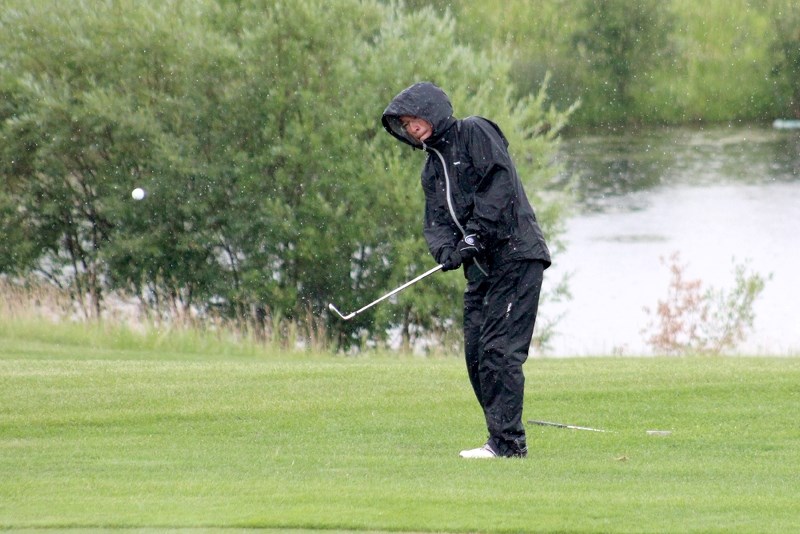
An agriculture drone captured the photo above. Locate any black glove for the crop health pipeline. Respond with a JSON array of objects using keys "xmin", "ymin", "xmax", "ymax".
[
  {"xmin": 441, "ymin": 234, "xmax": 483, "ymax": 272},
  {"xmin": 456, "ymin": 233, "xmax": 483, "ymax": 261},
  {"xmin": 441, "ymin": 248, "xmax": 462, "ymax": 271}
]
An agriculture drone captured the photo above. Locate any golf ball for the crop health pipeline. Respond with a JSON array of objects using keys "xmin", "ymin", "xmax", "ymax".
[{"xmin": 131, "ymin": 187, "xmax": 145, "ymax": 200}]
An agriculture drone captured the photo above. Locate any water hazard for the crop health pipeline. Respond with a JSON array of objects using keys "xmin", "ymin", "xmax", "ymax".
[{"xmin": 542, "ymin": 124, "xmax": 800, "ymax": 355}]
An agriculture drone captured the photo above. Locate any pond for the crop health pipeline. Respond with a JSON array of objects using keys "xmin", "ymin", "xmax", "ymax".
[{"xmin": 542, "ymin": 124, "xmax": 800, "ymax": 356}]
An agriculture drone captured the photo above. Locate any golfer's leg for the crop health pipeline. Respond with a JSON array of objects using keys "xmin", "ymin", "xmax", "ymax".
[
  {"xmin": 463, "ymin": 280, "xmax": 487, "ymax": 408},
  {"xmin": 480, "ymin": 260, "xmax": 544, "ymax": 456}
]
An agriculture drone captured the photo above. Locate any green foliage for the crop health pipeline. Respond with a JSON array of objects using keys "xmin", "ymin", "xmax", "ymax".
[
  {"xmin": 768, "ymin": 0, "xmax": 800, "ymax": 117},
  {"xmin": 0, "ymin": 0, "xmax": 571, "ymax": 350},
  {"xmin": 1, "ymin": 1, "xmax": 231, "ymax": 319},
  {"xmin": 704, "ymin": 261, "xmax": 771, "ymax": 351},
  {"xmin": 9, "ymin": 0, "xmax": 792, "ymax": 353},
  {"xmin": 664, "ymin": 0, "xmax": 777, "ymax": 123},
  {"xmin": 571, "ymin": 0, "xmax": 674, "ymax": 123},
  {"xmin": 449, "ymin": 0, "xmax": 799, "ymax": 125}
]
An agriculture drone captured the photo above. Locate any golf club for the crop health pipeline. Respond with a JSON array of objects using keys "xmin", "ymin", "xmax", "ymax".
[
  {"xmin": 329, "ymin": 264, "xmax": 443, "ymax": 321},
  {"xmin": 528, "ymin": 419, "xmax": 613, "ymax": 433}
]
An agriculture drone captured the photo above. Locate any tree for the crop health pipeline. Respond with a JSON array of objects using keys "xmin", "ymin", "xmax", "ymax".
[
  {"xmin": 571, "ymin": 0, "xmax": 673, "ymax": 124},
  {"xmin": 1, "ymin": 1, "xmax": 234, "ymax": 319},
  {"xmin": 0, "ymin": 0, "xmax": 571, "ymax": 350},
  {"xmin": 768, "ymin": 0, "xmax": 800, "ymax": 118}
]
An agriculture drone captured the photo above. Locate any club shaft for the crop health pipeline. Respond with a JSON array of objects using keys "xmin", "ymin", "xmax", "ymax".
[
  {"xmin": 528, "ymin": 420, "xmax": 611, "ymax": 433},
  {"xmin": 352, "ymin": 264, "xmax": 443, "ymax": 317}
]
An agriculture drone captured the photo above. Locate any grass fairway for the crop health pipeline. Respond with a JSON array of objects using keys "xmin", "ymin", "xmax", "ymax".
[{"xmin": 1, "ymin": 344, "xmax": 798, "ymax": 533}]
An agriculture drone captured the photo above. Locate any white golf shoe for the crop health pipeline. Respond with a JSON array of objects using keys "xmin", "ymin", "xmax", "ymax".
[{"xmin": 458, "ymin": 444, "xmax": 498, "ymax": 459}]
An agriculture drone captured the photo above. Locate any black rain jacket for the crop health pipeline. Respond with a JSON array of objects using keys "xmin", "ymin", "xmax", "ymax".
[{"xmin": 382, "ymin": 82, "xmax": 551, "ymax": 279}]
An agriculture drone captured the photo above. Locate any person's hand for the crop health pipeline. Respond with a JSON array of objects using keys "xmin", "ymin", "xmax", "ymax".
[
  {"xmin": 456, "ymin": 234, "xmax": 482, "ymax": 261},
  {"xmin": 441, "ymin": 235, "xmax": 483, "ymax": 271},
  {"xmin": 441, "ymin": 249, "xmax": 463, "ymax": 271}
]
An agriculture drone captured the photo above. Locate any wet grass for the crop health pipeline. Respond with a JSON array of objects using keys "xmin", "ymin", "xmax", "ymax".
[{"xmin": 1, "ymin": 338, "xmax": 798, "ymax": 532}]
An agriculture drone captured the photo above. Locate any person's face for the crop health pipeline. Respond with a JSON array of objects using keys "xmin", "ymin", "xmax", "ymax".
[{"xmin": 399, "ymin": 115, "xmax": 433, "ymax": 142}]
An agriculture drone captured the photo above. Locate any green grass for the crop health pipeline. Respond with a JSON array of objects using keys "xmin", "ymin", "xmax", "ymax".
[
  {"xmin": 0, "ymin": 315, "xmax": 289, "ymax": 360},
  {"xmin": 1, "ymin": 339, "xmax": 799, "ymax": 532}
]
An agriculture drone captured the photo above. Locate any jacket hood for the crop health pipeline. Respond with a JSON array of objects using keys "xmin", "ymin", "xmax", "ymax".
[{"xmin": 382, "ymin": 82, "xmax": 456, "ymax": 148}]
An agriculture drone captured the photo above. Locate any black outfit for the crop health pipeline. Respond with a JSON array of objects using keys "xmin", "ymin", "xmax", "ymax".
[{"xmin": 382, "ymin": 82, "xmax": 551, "ymax": 457}]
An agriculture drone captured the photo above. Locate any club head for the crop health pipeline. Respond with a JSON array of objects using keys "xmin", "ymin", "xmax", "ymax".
[{"xmin": 328, "ymin": 303, "xmax": 355, "ymax": 321}]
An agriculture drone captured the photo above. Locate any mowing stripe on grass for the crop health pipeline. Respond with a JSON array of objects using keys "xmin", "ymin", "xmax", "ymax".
[{"xmin": 1, "ymin": 355, "xmax": 799, "ymax": 532}]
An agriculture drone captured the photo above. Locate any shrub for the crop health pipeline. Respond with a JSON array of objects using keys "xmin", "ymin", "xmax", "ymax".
[{"xmin": 642, "ymin": 252, "xmax": 770, "ymax": 355}]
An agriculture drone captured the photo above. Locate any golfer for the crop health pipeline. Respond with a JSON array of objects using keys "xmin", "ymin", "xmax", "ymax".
[{"xmin": 382, "ymin": 82, "xmax": 551, "ymax": 459}]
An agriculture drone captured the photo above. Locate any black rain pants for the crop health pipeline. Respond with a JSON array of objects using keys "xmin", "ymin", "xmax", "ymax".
[{"xmin": 463, "ymin": 259, "xmax": 544, "ymax": 457}]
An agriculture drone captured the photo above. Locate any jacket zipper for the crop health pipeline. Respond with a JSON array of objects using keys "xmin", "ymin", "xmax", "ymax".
[{"xmin": 424, "ymin": 142, "xmax": 488, "ymax": 276}]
